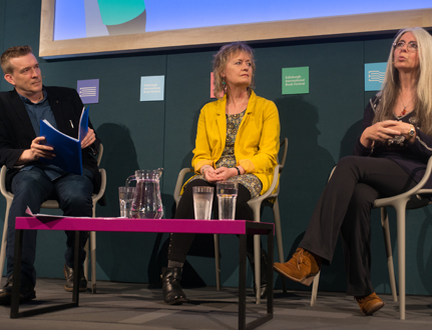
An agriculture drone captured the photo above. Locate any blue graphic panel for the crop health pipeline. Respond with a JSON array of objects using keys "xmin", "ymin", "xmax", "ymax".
[{"xmin": 365, "ymin": 62, "xmax": 387, "ymax": 92}]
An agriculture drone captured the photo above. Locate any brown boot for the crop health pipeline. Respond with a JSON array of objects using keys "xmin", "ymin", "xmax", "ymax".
[
  {"xmin": 355, "ymin": 292, "xmax": 385, "ymax": 316},
  {"xmin": 273, "ymin": 248, "xmax": 321, "ymax": 286}
]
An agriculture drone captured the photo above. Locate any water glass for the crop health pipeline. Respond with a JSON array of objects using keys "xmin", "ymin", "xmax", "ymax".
[
  {"xmin": 192, "ymin": 186, "xmax": 214, "ymax": 220},
  {"xmin": 216, "ymin": 181, "xmax": 238, "ymax": 220},
  {"xmin": 118, "ymin": 186, "xmax": 135, "ymax": 218}
]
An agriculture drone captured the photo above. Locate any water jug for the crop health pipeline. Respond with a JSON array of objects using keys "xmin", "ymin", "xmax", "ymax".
[{"xmin": 126, "ymin": 168, "xmax": 164, "ymax": 219}]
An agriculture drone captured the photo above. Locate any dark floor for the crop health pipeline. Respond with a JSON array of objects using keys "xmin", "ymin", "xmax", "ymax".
[{"xmin": 1, "ymin": 277, "xmax": 432, "ymax": 330}]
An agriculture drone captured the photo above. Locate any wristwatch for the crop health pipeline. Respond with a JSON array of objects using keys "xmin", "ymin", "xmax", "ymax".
[{"xmin": 408, "ymin": 125, "xmax": 415, "ymax": 139}]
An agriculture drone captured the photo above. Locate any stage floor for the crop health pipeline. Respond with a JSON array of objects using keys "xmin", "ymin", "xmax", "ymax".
[{"xmin": 1, "ymin": 277, "xmax": 431, "ymax": 330}]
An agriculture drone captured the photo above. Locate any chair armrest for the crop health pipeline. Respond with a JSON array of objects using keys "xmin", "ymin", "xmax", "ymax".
[
  {"xmin": 0, "ymin": 165, "xmax": 13, "ymax": 202},
  {"xmin": 96, "ymin": 144, "xmax": 104, "ymax": 166},
  {"xmin": 92, "ymin": 168, "xmax": 107, "ymax": 203},
  {"xmin": 173, "ymin": 168, "xmax": 194, "ymax": 205},
  {"xmin": 247, "ymin": 165, "xmax": 282, "ymax": 206}
]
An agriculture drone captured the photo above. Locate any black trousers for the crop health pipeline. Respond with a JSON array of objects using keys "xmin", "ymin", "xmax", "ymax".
[
  {"xmin": 168, "ymin": 179, "xmax": 254, "ymax": 263},
  {"xmin": 299, "ymin": 156, "xmax": 417, "ymax": 296}
]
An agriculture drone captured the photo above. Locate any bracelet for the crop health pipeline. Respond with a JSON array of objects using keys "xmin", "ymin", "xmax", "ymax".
[
  {"xmin": 407, "ymin": 124, "xmax": 415, "ymax": 140},
  {"xmin": 235, "ymin": 167, "xmax": 241, "ymax": 176}
]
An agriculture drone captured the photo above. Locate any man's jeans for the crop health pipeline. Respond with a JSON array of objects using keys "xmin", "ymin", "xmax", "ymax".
[{"xmin": 6, "ymin": 166, "xmax": 93, "ymax": 286}]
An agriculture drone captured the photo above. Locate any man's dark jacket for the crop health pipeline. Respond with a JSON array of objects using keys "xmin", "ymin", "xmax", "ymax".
[{"xmin": 0, "ymin": 86, "xmax": 103, "ymax": 203}]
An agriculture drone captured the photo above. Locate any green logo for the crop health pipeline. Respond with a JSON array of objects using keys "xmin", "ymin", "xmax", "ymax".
[{"xmin": 282, "ymin": 67, "xmax": 309, "ymax": 95}]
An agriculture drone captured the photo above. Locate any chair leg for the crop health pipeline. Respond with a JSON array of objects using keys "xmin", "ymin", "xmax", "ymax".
[
  {"xmin": 90, "ymin": 231, "xmax": 97, "ymax": 293},
  {"xmin": 381, "ymin": 207, "xmax": 397, "ymax": 302},
  {"xmin": 272, "ymin": 199, "xmax": 286, "ymax": 293},
  {"xmin": 310, "ymin": 271, "xmax": 320, "ymax": 306},
  {"xmin": 254, "ymin": 234, "xmax": 261, "ymax": 304},
  {"xmin": 249, "ymin": 203, "xmax": 262, "ymax": 304},
  {"xmin": 0, "ymin": 217, "xmax": 8, "ymax": 282},
  {"xmin": 0, "ymin": 202, "xmax": 12, "ymax": 283},
  {"xmin": 84, "ymin": 239, "xmax": 89, "ymax": 281},
  {"xmin": 214, "ymin": 234, "xmax": 221, "ymax": 290},
  {"xmin": 395, "ymin": 203, "xmax": 407, "ymax": 320}
]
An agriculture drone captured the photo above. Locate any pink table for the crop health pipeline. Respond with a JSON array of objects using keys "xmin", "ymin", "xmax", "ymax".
[{"xmin": 11, "ymin": 217, "xmax": 274, "ymax": 330}]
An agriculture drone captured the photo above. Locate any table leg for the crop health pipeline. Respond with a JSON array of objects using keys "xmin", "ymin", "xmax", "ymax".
[
  {"xmin": 239, "ymin": 225, "xmax": 273, "ymax": 330},
  {"xmin": 238, "ymin": 234, "xmax": 247, "ymax": 330},
  {"xmin": 267, "ymin": 229, "xmax": 274, "ymax": 315},
  {"xmin": 72, "ymin": 231, "xmax": 80, "ymax": 304},
  {"xmin": 10, "ymin": 229, "xmax": 23, "ymax": 318},
  {"xmin": 9, "ymin": 229, "xmax": 80, "ymax": 318}
]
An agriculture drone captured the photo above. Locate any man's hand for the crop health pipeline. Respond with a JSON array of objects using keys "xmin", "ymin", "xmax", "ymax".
[
  {"xmin": 81, "ymin": 128, "xmax": 96, "ymax": 149},
  {"xmin": 16, "ymin": 136, "xmax": 55, "ymax": 165}
]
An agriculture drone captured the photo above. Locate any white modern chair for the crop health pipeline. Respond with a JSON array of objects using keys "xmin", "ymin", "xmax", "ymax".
[
  {"xmin": 173, "ymin": 138, "xmax": 288, "ymax": 304},
  {"xmin": 0, "ymin": 144, "xmax": 107, "ymax": 293},
  {"xmin": 310, "ymin": 156, "xmax": 432, "ymax": 320}
]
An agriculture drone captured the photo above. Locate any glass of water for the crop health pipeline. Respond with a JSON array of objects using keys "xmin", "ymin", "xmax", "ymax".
[
  {"xmin": 192, "ymin": 186, "xmax": 214, "ymax": 220},
  {"xmin": 216, "ymin": 181, "xmax": 238, "ymax": 220},
  {"xmin": 118, "ymin": 186, "xmax": 135, "ymax": 218}
]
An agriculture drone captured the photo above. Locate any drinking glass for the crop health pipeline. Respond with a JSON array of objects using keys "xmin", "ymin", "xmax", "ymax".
[
  {"xmin": 192, "ymin": 186, "xmax": 214, "ymax": 220},
  {"xmin": 118, "ymin": 186, "xmax": 135, "ymax": 218},
  {"xmin": 216, "ymin": 181, "xmax": 238, "ymax": 220}
]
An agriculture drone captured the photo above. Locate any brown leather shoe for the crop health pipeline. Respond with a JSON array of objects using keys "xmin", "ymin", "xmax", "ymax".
[
  {"xmin": 63, "ymin": 264, "xmax": 88, "ymax": 292},
  {"xmin": 273, "ymin": 248, "xmax": 321, "ymax": 286},
  {"xmin": 355, "ymin": 292, "xmax": 385, "ymax": 316}
]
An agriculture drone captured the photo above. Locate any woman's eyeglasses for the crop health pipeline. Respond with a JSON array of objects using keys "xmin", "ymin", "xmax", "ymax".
[{"xmin": 393, "ymin": 41, "xmax": 418, "ymax": 52}]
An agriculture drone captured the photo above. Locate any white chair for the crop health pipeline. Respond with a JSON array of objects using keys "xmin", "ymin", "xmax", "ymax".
[
  {"xmin": 310, "ymin": 156, "xmax": 432, "ymax": 320},
  {"xmin": 0, "ymin": 144, "xmax": 107, "ymax": 293},
  {"xmin": 173, "ymin": 138, "xmax": 288, "ymax": 304}
]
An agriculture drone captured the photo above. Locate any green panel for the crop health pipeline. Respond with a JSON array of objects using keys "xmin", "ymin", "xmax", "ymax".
[
  {"xmin": 253, "ymin": 41, "xmax": 363, "ymax": 292},
  {"xmin": 1, "ymin": 0, "xmax": 41, "ymax": 53},
  {"xmin": 0, "ymin": 0, "xmax": 6, "ymax": 93},
  {"xmin": 163, "ymin": 50, "xmax": 216, "ymax": 216}
]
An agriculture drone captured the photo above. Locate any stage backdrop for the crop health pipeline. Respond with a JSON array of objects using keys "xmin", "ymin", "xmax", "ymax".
[{"xmin": 0, "ymin": 0, "xmax": 432, "ymax": 296}]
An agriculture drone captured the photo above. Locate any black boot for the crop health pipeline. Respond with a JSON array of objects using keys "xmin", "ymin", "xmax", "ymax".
[
  {"xmin": 248, "ymin": 249, "xmax": 269, "ymax": 299},
  {"xmin": 162, "ymin": 267, "xmax": 187, "ymax": 305},
  {"xmin": 0, "ymin": 274, "xmax": 36, "ymax": 306}
]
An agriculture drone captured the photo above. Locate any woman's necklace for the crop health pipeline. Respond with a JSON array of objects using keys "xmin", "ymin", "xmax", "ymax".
[{"xmin": 399, "ymin": 93, "xmax": 415, "ymax": 116}]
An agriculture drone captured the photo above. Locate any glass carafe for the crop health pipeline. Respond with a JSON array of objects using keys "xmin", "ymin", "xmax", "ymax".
[{"xmin": 126, "ymin": 168, "xmax": 164, "ymax": 219}]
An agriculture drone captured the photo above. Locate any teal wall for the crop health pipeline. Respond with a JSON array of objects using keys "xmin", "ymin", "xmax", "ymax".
[{"xmin": 1, "ymin": 0, "xmax": 432, "ymax": 296}]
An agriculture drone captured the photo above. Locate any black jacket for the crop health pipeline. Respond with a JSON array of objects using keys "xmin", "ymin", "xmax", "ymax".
[{"xmin": 0, "ymin": 86, "xmax": 103, "ymax": 200}]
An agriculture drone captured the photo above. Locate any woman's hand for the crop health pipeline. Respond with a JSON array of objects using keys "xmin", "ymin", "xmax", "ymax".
[
  {"xmin": 213, "ymin": 167, "xmax": 237, "ymax": 181},
  {"xmin": 202, "ymin": 166, "xmax": 238, "ymax": 182},
  {"xmin": 360, "ymin": 120, "xmax": 402, "ymax": 148},
  {"xmin": 202, "ymin": 166, "xmax": 220, "ymax": 182},
  {"xmin": 388, "ymin": 121, "xmax": 417, "ymax": 143}
]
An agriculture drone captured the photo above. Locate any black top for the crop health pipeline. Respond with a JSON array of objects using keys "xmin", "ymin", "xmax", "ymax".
[{"xmin": 354, "ymin": 95, "xmax": 432, "ymax": 189}]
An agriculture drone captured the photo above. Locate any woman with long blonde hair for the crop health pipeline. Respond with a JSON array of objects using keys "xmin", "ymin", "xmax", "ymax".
[{"xmin": 275, "ymin": 27, "xmax": 432, "ymax": 316}]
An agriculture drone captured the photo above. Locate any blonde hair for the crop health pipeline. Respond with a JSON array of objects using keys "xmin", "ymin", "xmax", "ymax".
[
  {"xmin": 1, "ymin": 45, "xmax": 33, "ymax": 75},
  {"xmin": 373, "ymin": 27, "xmax": 432, "ymax": 135},
  {"xmin": 212, "ymin": 41, "xmax": 256, "ymax": 99}
]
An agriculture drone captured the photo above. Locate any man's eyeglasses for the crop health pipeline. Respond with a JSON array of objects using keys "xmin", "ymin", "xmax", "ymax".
[{"xmin": 393, "ymin": 41, "xmax": 418, "ymax": 52}]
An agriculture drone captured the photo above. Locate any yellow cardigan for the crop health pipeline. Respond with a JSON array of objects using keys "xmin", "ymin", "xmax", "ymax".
[{"xmin": 192, "ymin": 91, "xmax": 280, "ymax": 195}]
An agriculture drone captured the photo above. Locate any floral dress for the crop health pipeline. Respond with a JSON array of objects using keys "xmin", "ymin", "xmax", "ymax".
[{"xmin": 190, "ymin": 110, "xmax": 262, "ymax": 198}]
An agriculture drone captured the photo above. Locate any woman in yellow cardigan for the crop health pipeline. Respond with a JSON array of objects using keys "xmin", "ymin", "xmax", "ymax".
[{"xmin": 162, "ymin": 41, "xmax": 280, "ymax": 305}]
